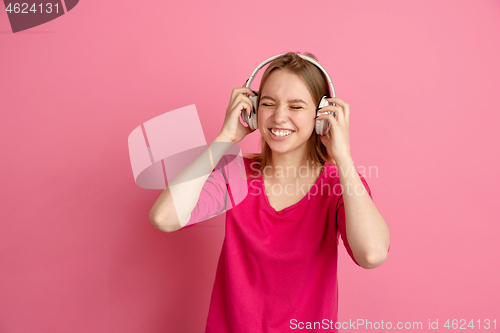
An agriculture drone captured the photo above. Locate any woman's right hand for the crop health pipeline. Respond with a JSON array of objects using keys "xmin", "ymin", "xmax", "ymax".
[{"xmin": 218, "ymin": 84, "xmax": 258, "ymax": 144}]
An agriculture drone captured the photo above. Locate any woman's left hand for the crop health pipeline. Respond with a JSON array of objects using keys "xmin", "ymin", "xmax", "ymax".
[{"xmin": 316, "ymin": 97, "xmax": 352, "ymax": 163}]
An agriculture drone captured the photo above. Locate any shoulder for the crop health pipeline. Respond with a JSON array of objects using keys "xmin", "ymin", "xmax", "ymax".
[
  {"xmin": 242, "ymin": 155, "xmax": 254, "ymax": 165},
  {"xmin": 242, "ymin": 153, "xmax": 260, "ymax": 164},
  {"xmin": 321, "ymin": 161, "xmax": 341, "ymax": 182},
  {"xmin": 322, "ymin": 161, "xmax": 373, "ymax": 198},
  {"xmin": 321, "ymin": 161, "xmax": 368, "ymax": 181},
  {"xmin": 242, "ymin": 154, "xmax": 262, "ymax": 178}
]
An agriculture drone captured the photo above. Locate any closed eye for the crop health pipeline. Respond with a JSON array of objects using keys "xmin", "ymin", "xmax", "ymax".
[{"xmin": 261, "ymin": 103, "xmax": 302, "ymax": 110}]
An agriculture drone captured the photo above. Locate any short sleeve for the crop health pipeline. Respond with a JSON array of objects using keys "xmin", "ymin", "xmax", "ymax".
[
  {"xmin": 179, "ymin": 159, "xmax": 230, "ymax": 230},
  {"xmin": 336, "ymin": 172, "xmax": 373, "ymax": 266}
]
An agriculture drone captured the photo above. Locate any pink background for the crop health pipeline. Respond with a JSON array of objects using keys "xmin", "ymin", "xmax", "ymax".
[{"xmin": 1, "ymin": 0, "xmax": 499, "ymax": 332}]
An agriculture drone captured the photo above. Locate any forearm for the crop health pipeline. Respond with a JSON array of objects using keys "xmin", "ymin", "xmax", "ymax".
[
  {"xmin": 149, "ymin": 134, "xmax": 234, "ymax": 231},
  {"xmin": 336, "ymin": 155, "xmax": 390, "ymax": 269}
]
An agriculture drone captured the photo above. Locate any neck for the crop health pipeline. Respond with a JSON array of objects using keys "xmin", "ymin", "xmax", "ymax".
[{"xmin": 268, "ymin": 147, "xmax": 317, "ymax": 180}]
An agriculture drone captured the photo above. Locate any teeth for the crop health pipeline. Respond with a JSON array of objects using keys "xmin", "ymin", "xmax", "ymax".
[{"xmin": 271, "ymin": 129, "xmax": 293, "ymax": 137}]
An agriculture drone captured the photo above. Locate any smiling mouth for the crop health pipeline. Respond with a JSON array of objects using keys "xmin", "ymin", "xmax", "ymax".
[{"xmin": 269, "ymin": 128, "xmax": 295, "ymax": 137}]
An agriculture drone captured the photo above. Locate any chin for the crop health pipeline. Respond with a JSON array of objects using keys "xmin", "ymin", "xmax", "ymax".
[{"xmin": 266, "ymin": 137, "xmax": 304, "ymax": 155}]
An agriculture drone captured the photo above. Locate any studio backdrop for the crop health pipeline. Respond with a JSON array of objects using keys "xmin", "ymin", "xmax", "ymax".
[{"xmin": 1, "ymin": 0, "xmax": 499, "ymax": 332}]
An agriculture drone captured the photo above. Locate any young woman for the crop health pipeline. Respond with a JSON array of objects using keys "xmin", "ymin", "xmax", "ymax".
[{"xmin": 149, "ymin": 52, "xmax": 390, "ymax": 333}]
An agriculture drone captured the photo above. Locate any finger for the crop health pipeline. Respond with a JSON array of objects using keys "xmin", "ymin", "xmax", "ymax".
[
  {"xmin": 328, "ymin": 97, "xmax": 349, "ymax": 122},
  {"xmin": 317, "ymin": 106, "xmax": 340, "ymax": 122},
  {"xmin": 320, "ymin": 104, "xmax": 346, "ymax": 125},
  {"xmin": 235, "ymin": 87, "xmax": 258, "ymax": 96},
  {"xmin": 327, "ymin": 97, "xmax": 348, "ymax": 108},
  {"xmin": 230, "ymin": 87, "xmax": 257, "ymax": 105},
  {"xmin": 230, "ymin": 88, "xmax": 238, "ymax": 103},
  {"xmin": 332, "ymin": 105, "xmax": 345, "ymax": 124},
  {"xmin": 233, "ymin": 94, "xmax": 255, "ymax": 113},
  {"xmin": 229, "ymin": 92, "xmax": 253, "ymax": 111},
  {"xmin": 236, "ymin": 100, "xmax": 254, "ymax": 118},
  {"xmin": 316, "ymin": 113, "xmax": 338, "ymax": 133},
  {"xmin": 241, "ymin": 80, "xmax": 257, "ymax": 94},
  {"xmin": 319, "ymin": 130, "xmax": 331, "ymax": 147},
  {"xmin": 242, "ymin": 80, "xmax": 259, "ymax": 97},
  {"xmin": 241, "ymin": 94, "xmax": 255, "ymax": 110},
  {"xmin": 243, "ymin": 121, "xmax": 256, "ymax": 133}
]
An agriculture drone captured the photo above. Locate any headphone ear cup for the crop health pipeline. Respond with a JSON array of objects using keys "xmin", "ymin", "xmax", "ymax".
[
  {"xmin": 243, "ymin": 108, "xmax": 258, "ymax": 130},
  {"xmin": 315, "ymin": 116, "xmax": 330, "ymax": 136},
  {"xmin": 249, "ymin": 113, "xmax": 258, "ymax": 130},
  {"xmin": 241, "ymin": 105, "xmax": 258, "ymax": 129},
  {"xmin": 240, "ymin": 94, "xmax": 259, "ymax": 130},
  {"xmin": 241, "ymin": 110, "xmax": 257, "ymax": 129},
  {"xmin": 317, "ymin": 96, "xmax": 330, "ymax": 109},
  {"xmin": 249, "ymin": 95, "xmax": 258, "ymax": 116},
  {"xmin": 315, "ymin": 96, "xmax": 332, "ymax": 135},
  {"xmin": 248, "ymin": 94, "xmax": 259, "ymax": 130}
]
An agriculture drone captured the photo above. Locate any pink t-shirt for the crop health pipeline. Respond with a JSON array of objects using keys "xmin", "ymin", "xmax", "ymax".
[{"xmin": 182, "ymin": 156, "xmax": 375, "ymax": 333}]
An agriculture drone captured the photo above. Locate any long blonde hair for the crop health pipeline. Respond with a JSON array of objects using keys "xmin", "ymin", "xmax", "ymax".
[{"xmin": 244, "ymin": 52, "xmax": 335, "ymax": 178}]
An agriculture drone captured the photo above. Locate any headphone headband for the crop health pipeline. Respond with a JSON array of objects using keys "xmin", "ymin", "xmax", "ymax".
[{"xmin": 244, "ymin": 53, "xmax": 336, "ymax": 98}]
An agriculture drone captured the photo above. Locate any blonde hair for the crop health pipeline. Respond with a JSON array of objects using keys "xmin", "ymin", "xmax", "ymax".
[{"xmin": 244, "ymin": 52, "xmax": 335, "ymax": 178}]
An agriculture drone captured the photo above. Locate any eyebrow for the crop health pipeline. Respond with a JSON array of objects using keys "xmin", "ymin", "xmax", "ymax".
[{"xmin": 260, "ymin": 96, "xmax": 307, "ymax": 104}]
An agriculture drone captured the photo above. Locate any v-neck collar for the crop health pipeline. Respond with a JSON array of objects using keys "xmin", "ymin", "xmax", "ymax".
[{"xmin": 259, "ymin": 163, "xmax": 328, "ymax": 214}]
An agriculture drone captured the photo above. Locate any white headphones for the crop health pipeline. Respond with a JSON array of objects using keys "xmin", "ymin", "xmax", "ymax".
[{"xmin": 241, "ymin": 53, "xmax": 337, "ymax": 136}]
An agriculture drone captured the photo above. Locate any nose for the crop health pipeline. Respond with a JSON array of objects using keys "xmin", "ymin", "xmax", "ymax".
[{"xmin": 272, "ymin": 103, "xmax": 289, "ymax": 124}]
